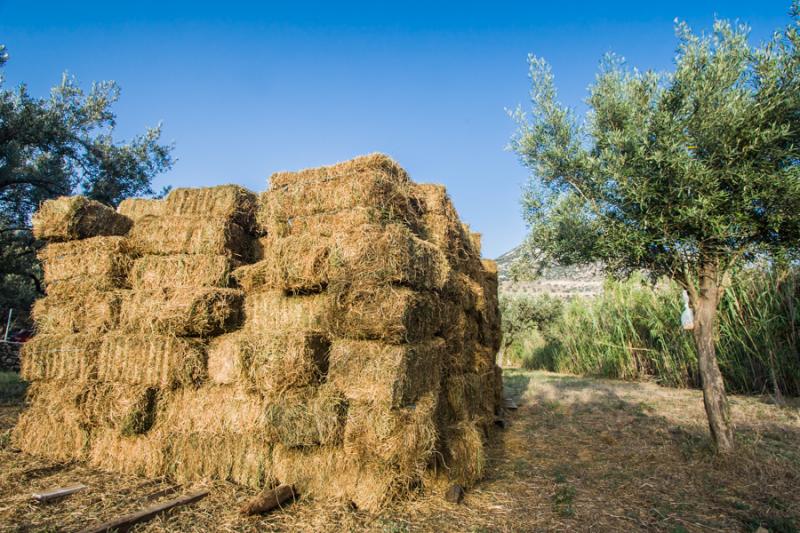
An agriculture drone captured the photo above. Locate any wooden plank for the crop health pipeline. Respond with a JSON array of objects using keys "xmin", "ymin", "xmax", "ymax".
[
  {"xmin": 240, "ymin": 484, "xmax": 296, "ymax": 515},
  {"xmin": 32, "ymin": 483, "xmax": 87, "ymax": 503},
  {"xmin": 78, "ymin": 490, "xmax": 208, "ymax": 533}
]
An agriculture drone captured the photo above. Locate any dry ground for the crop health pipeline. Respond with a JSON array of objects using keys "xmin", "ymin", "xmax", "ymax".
[{"xmin": 1, "ymin": 370, "xmax": 799, "ymax": 532}]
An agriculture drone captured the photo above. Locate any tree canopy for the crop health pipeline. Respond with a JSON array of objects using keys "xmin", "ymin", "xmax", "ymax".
[
  {"xmin": 510, "ymin": 8, "xmax": 800, "ymax": 452},
  {"xmin": 0, "ymin": 44, "xmax": 173, "ymax": 317},
  {"xmin": 511, "ymin": 17, "xmax": 800, "ymax": 283}
]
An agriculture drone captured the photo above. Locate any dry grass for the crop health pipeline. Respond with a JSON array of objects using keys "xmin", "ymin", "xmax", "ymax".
[
  {"xmin": 19, "ymin": 334, "xmax": 100, "ymax": 382},
  {"xmin": 3, "ymin": 371, "xmax": 798, "ymax": 531},
  {"xmin": 32, "ymin": 195, "xmax": 132, "ymax": 241}
]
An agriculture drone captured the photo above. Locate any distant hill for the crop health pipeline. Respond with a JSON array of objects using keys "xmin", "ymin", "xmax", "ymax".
[{"xmin": 495, "ymin": 245, "xmax": 604, "ymax": 299}]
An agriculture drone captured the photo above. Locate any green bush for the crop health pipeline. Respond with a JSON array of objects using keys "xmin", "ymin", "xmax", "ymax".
[
  {"xmin": 0, "ymin": 371, "xmax": 27, "ymax": 403},
  {"xmin": 507, "ymin": 267, "xmax": 800, "ymax": 397}
]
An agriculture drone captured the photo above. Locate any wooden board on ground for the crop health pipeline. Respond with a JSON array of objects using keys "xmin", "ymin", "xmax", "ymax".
[
  {"xmin": 32, "ymin": 483, "xmax": 87, "ymax": 502},
  {"xmin": 77, "ymin": 490, "xmax": 209, "ymax": 533}
]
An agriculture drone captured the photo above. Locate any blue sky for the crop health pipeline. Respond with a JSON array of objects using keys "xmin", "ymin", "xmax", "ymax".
[{"xmin": 0, "ymin": 1, "xmax": 792, "ymax": 257}]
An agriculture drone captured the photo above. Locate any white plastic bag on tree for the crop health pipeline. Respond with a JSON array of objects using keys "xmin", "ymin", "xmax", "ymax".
[{"xmin": 681, "ymin": 290, "xmax": 694, "ymax": 330}]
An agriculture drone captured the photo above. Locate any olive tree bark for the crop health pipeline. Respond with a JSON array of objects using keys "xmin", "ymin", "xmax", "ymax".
[{"xmin": 688, "ymin": 264, "xmax": 735, "ymax": 453}]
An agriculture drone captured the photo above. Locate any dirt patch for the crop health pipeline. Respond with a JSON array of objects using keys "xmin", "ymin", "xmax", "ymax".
[{"xmin": 2, "ymin": 371, "xmax": 799, "ymax": 532}]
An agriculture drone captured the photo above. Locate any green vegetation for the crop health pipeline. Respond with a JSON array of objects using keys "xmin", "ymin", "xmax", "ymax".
[
  {"xmin": 0, "ymin": 372, "xmax": 27, "ymax": 403},
  {"xmin": 504, "ymin": 267, "xmax": 800, "ymax": 397},
  {"xmin": 0, "ymin": 44, "xmax": 172, "ymax": 321},
  {"xmin": 510, "ymin": 8, "xmax": 800, "ymax": 451}
]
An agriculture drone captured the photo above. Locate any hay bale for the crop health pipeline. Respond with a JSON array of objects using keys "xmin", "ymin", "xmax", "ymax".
[
  {"xmin": 39, "ymin": 236, "xmax": 135, "ymax": 294},
  {"xmin": 19, "ymin": 334, "xmax": 99, "ymax": 382},
  {"xmin": 443, "ymin": 271, "xmax": 480, "ymax": 312},
  {"xmin": 207, "ymin": 330, "xmax": 330, "ymax": 393},
  {"xmin": 32, "ymin": 195, "xmax": 132, "ymax": 241},
  {"xmin": 469, "ymin": 232, "xmax": 482, "ymax": 256},
  {"xmin": 97, "ymin": 334, "xmax": 206, "ymax": 387},
  {"xmin": 12, "ymin": 400, "xmax": 90, "ymax": 462},
  {"xmin": 327, "ymin": 286, "xmax": 443, "ymax": 344},
  {"xmin": 329, "ymin": 338, "xmax": 444, "ymax": 407},
  {"xmin": 88, "ymin": 430, "xmax": 165, "ymax": 478},
  {"xmin": 117, "ymin": 197, "xmax": 164, "ymax": 221},
  {"xmin": 242, "ymin": 332, "xmax": 330, "ymax": 396},
  {"xmin": 260, "ymin": 206, "xmax": 424, "ymax": 239},
  {"xmin": 268, "ymin": 153, "xmax": 410, "ymax": 189},
  {"xmin": 119, "ymin": 287, "xmax": 244, "ymax": 337},
  {"xmin": 263, "ymin": 384, "xmax": 347, "ymax": 447},
  {"xmin": 442, "ymin": 421, "xmax": 486, "ymax": 487},
  {"xmin": 153, "ymin": 385, "xmax": 274, "ymax": 487},
  {"xmin": 493, "ymin": 364, "xmax": 504, "ymax": 415},
  {"xmin": 128, "ymin": 254, "xmax": 235, "ymax": 290},
  {"xmin": 415, "ymin": 184, "xmax": 484, "ymax": 277},
  {"xmin": 243, "ymin": 290, "xmax": 331, "ymax": 333},
  {"xmin": 270, "ymin": 445, "xmax": 357, "ymax": 502},
  {"xmin": 166, "ymin": 431, "xmax": 273, "ymax": 488},
  {"xmin": 444, "ymin": 372, "xmax": 495, "ymax": 424},
  {"xmin": 343, "ymin": 392, "xmax": 438, "ymax": 475},
  {"xmin": 207, "ymin": 332, "xmax": 247, "ymax": 385},
  {"xmin": 128, "ymin": 215, "xmax": 253, "ymax": 260},
  {"xmin": 164, "ymin": 185, "xmax": 258, "ymax": 234},
  {"xmin": 81, "ymin": 384, "xmax": 160, "ymax": 436},
  {"xmin": 31, "ymin": 291, "xmax": 125, "ymax": 334},
  {"xmin": 234, "ymin": 223, "xmax": 448, "ymax": 293}
]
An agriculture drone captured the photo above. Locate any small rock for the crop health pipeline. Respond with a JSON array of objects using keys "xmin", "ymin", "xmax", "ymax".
[
  {"xmin": 493, "ymin": 417, "xmax": 506, "ymax": 429},
  {"xmin": 445, "ymin": 484, "xmax": 465, "ymax": 504}
]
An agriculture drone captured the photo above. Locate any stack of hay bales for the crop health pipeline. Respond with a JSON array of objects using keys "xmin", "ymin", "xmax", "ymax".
[{"xmin": 13, "ymin": 154, "xmax": 502, "ymax": 511}]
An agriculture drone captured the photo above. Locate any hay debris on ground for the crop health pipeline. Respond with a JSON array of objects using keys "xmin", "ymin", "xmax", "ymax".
[{"xmin": 32, "ymin": 195, "xmax": 132, "ymax": 241}]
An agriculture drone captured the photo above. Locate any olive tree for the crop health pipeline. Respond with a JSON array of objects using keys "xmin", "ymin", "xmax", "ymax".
[
  {"xmin": 510, "ymin": 10, "xmax": 800, "ymax": 452},
  {"xmin": 0, "ymin": 44, "xmax": 172, "ymax": 316}
]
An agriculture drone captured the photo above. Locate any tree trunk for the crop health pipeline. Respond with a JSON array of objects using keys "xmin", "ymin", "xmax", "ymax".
[{"xmin": 690, "ymin": 269, "xmax": 735, "ymax": 453}]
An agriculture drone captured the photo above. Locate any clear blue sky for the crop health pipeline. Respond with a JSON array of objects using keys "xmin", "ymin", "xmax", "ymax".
[{"xmin": 0, "ymin": 1, "xmax": 792, "ymax": 257}]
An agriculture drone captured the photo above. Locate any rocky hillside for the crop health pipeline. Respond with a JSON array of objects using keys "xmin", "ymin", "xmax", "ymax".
[{"xmin": 496, "ymin": 245, "xmax": 603, "ymax": 299}]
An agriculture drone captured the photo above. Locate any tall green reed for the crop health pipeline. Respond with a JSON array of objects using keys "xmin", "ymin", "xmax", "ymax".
[{"xmin": 515, "ymin": 267, "xmax": 800, "ymax": 396}]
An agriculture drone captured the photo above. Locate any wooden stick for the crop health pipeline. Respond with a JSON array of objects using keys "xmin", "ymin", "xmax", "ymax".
[
  {"xmin": 240, "ymin": 484, "xmax": 296, "ymax": 515},
  {"xmin": 32, "ymin": 483, "xmax": 87, "ymax": 503},
  {"xmin": 77, "ymin": 490, "xmax": 208, "ymax": 533}
]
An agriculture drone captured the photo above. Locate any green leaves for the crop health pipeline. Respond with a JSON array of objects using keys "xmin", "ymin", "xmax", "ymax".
[
  {"xmin": 512, "ymin": 13, "xmax": 800, "ymax": 285},
  {"xmin": 0, "ymin": 44, "xmax": 173, "ymax": 317}
]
